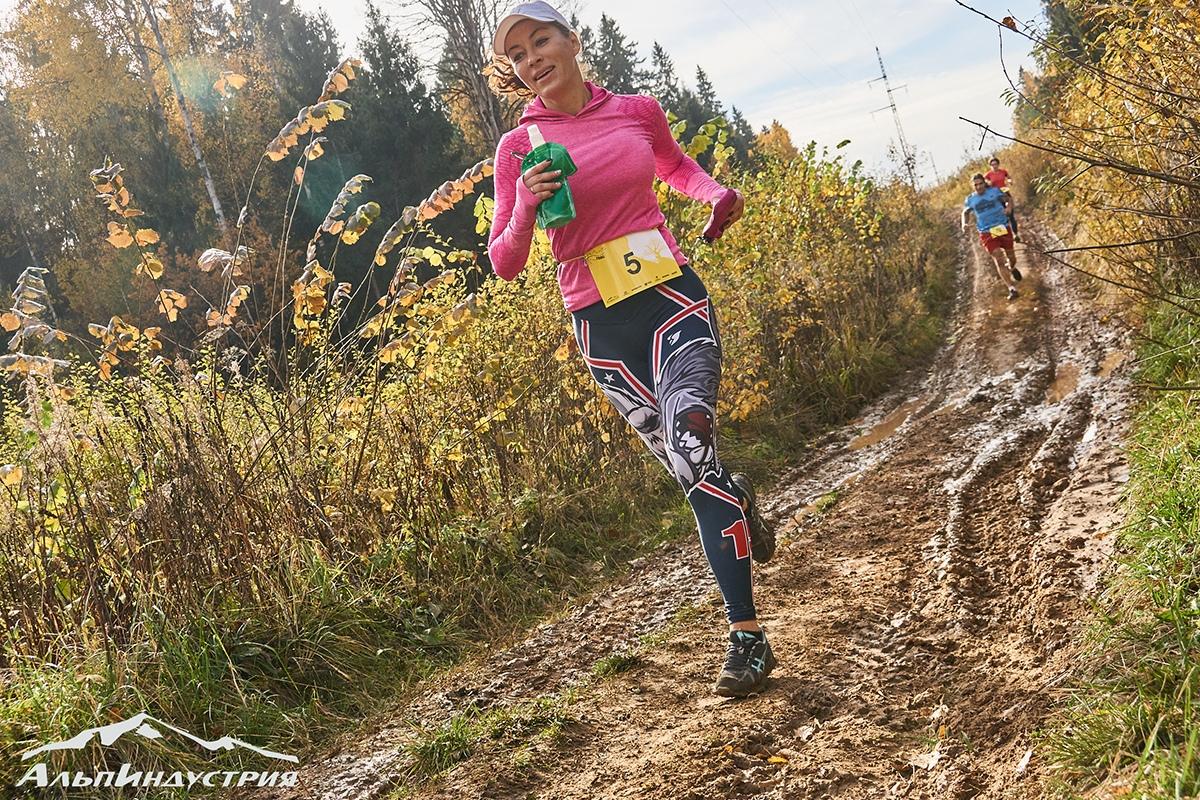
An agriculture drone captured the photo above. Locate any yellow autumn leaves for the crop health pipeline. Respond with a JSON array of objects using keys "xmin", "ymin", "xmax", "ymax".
[
  {"xmin": 207, "ymin": 286, "xmax": 251, "ymax": 328},
  {"xmin": 289, "ymin": 153, "xmax": 491, "ymax": 352},
  {"xmin": 71, "ymin": 89, "xmax": 352, "ymax": 360},
  {"xmin": 88, "ymin": 315, "xmax": 161, "ymax": 379},
  {"xmin": 0, "ymin": 464, "xmax": 22, "ymax": 487},
  {"xmin": 318, "ymin": 174, "xmax": 373, "ymax": 238},
  {"xmin": 1, "ymin": 266, "xmax": 70, "ymax": 378},
  {"xmin": 267, "ymin": 100, "xmax": 351, "ymax": 162},
  {"xmin": 319, "ymin": 58, "xmax": 360, "ymax": 102},
  {"xmin": 74, "ymin": 49, "xmax": 495, "ymax": 385},
  {"xmin": 90, "ymin": 159, "xmax": 188, "ymax": 338},
  {"xmin": 213, "ymin": 70, "xmax": 247, "ymax": 97},
  {"xmin": 267, "ymin": 57, "xmax": 360, "ymax": 162},
  {"xmin": 104, "ymin": 223, "xmax": 159, "ymax": 249},
  {"xmin": 91, "ymin": 161, "xmax": 159, "ymax": 251},
  {"xmin": 292, "ymin": 260, "xmax": 336, "ymax": 341},
  {"xmin": 416, "ymin": 159, "xmax": 494, "ymax": 223}
]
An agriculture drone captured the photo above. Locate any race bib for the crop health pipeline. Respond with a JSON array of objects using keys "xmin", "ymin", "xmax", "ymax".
[
  {"xmin": 584, "ymin": 229, "xmax": 682, "ymax": 307},
  {"xmin": 989, "ymin": 224, "xmax": 1010, "ymax": 238}
]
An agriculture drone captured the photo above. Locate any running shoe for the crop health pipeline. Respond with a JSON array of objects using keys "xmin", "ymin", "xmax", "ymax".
[
  {"xmin": 1008, "ymin": 286, "xmax": 1019, "ymax": 301},
  {"xmin": 714, "ymin": 628, "xmax": 777, "ymax": 697},
  {"xmin": 1010, "ymin": 265, "xmax": 1023, "ymax": 282},
  {"xmin": 731, "ymin": 472, "xmax": 775, "ymax": 563}
]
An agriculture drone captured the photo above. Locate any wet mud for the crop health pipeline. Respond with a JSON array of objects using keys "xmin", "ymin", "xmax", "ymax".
[{"xmin": 243, "ymin": 222, "xmax": 1133, "ymax": 800}]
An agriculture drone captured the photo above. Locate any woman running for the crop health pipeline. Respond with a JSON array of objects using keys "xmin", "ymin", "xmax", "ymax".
[{"xmin": 486, "ymin": 0, "xmax": 778, "ymax": 697}]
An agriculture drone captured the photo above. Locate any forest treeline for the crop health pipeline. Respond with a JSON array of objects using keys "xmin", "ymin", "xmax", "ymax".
[{"xmin": 0, "ymin": 0, "xmax": 790, "ymax": 347}]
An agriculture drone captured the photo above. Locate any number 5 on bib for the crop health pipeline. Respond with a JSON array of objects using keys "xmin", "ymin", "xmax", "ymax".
[{"xmin": 584, "ymin": 229, "xmax": 682, "ymax": 306}]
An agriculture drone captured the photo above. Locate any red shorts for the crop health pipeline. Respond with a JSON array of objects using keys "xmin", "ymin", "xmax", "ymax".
[{"xmin": 980, "ymin": 229, "xmax": 1014, "ymax": 253}]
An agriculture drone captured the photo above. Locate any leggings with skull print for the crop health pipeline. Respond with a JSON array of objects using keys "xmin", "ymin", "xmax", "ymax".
[{"xmin": 571, "ymin": 263, "xmax": 756, "ymax": 624}]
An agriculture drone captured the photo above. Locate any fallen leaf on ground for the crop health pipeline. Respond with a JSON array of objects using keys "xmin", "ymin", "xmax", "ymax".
[{"xmin": 907, "ymin": 741, "xmax": 941, "ymax": 771}]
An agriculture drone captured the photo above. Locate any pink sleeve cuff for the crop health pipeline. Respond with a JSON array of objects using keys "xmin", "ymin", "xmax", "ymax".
[{"xmin": 512, "ymin": 174, "xmax": 538, "ymax": 230}]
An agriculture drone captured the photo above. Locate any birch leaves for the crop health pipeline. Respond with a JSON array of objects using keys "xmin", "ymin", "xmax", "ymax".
[{"xmin": 266, "ymin": 58, "xmax": 360, "ymax": 162}]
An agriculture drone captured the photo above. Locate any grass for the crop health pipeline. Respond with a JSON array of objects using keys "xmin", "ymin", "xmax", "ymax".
[
  {"xmin": 399, "ymin": 693, "xmax": 577, "ymax": 787},
  {"xmin": 1044, "ymin": 304, "xmax": 1200, "ymax": 798},
  {"xmin": 587, "ymin": 602, "xmax": 709, "ymax": 680},
  {"xmin": 591, "ymin": 652, "xmax": 642, "ymax": 680},
  {"xmin": 813, "ymin": 490, "xmax": 841, "ymax": 515}
]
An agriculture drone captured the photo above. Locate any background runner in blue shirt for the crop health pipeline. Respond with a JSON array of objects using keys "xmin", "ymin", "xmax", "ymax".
[
  {"xmin": 961, "ymin": 173, "xmax": 1023, "ymax": 300},
  {"xmin": 964, "ymin": 183, "xmax": 1010, "ymax": 232}
]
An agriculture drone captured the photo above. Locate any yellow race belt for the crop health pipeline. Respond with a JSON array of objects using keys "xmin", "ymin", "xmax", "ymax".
[{"xmin": 584, "ymin": 229, "xmax": 682, "ymax": 307}]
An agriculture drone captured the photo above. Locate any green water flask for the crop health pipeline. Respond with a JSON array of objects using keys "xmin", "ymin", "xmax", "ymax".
[{"xmin": 520, "ymin": 123, "xmax": 577, "ymax": 229}]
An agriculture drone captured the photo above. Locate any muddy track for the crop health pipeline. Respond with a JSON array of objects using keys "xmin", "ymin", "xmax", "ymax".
[{"xmin": 245, "ymin": 221, "xmax": 1133, "ymax": 800}]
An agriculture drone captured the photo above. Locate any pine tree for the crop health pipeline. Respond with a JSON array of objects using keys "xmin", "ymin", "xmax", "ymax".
[
  {"xmin": 352, "ymin": 2, "xmax": 463, "ymax": 215},
  {"xmin": 648, "ymin": 42, "xmax": 681, "ymax": 111},
  {"xmin": 728, "ymin": 105, "xmax": 755, "ymax": 165},
  {"xmin": 694, "ymin": 66, "xmax": 722, "ymax": 118},
  {"xmin": 285, "ymin": 0, "xmax": 468, "ymax": 325},
  {"xmin": 230, "ymin": 0, "xmax": 340, "ymax": 112},
  {"xmin": 588, "ymin": 14, "xmax": 645, "ymax": 94},
  {"xmin": 574, "ymin": 14, "xmax": 593, "ymax": 56}
]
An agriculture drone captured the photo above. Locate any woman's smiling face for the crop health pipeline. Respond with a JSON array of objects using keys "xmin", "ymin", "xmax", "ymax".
[{"xmin": 504, "ymin": 19, "xmax": 579, "ymax": 96}]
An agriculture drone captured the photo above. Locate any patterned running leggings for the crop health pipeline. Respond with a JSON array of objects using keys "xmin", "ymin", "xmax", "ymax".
[{"xmin": 571, "ymin": 263, "xmax": 756, "ymax": 623}]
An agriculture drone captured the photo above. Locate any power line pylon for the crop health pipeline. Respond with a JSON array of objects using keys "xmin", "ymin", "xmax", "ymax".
[{"xmin": 869, "ymin": 46, "xmax": 918, "ymax": 187}]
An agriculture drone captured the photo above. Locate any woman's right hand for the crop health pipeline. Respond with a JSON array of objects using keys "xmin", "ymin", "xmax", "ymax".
[{"xmin": 521, "ymin": 159, "xmax": 563, "ymax": 203}]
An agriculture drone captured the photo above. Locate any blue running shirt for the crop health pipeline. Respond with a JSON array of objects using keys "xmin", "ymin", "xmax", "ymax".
[{"xmin": 964, "ymin": 186, "xmax": 1009, "ymax": 232}]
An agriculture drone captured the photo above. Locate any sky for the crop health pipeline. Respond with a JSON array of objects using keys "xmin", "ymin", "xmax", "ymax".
[
  {"xmin": 0, "ymin": 0, "xmax": 1044, "ymax": 183},
  {"xmin": 291, "ymin": 0, "xmax": 1045, "ymax": 184}
]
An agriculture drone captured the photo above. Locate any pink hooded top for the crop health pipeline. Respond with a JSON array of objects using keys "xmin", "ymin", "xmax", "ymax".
[{"xmin": 487, "ymin": 81, "xmax": 726, "ymax": 311}]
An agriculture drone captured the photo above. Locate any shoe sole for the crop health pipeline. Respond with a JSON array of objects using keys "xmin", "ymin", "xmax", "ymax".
[
  {"xmin": 1011, "ymin": 267, "xmax": 1022, "ymax": 282},
  {"xmin": 713, "ymin": 647, "xmax": 778, "ymax": 698},
  {"xmin": 731, "ymin": 473, "xmax": 776, "ymax": 563}
]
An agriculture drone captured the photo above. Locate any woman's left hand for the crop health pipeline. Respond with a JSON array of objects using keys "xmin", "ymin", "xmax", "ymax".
[
  {"xmin": 703, "ymin": 187, "xmax": 745, "ymax": 242},
  {"xmin": 724, "ymin": 189, "xmax": 745, "ymax": 229}
]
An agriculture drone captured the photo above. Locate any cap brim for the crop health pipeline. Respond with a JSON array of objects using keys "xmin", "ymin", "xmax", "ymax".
[{"xmin": 492, "ymin": 13, "xmax": 560, "ymax": 56}]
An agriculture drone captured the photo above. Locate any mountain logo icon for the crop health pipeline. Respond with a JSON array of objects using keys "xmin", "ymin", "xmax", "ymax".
[{"xmin": 20, "ymin": 712, "xmax": 298, "ymax": 764}]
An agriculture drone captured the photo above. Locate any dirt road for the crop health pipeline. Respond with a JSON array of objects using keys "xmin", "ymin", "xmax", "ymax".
[{"xmin": 255, "ymin": 222, "xmax": 1133, "ymax": 799}]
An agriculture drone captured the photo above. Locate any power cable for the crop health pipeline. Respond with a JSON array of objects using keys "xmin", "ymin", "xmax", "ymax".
[
  {"xmin": 759, "ymin": 0, "xmax": 850, "ymax": 84},
  {"xmin": 716, "ymin": 0, "xmax": 821, "ymax": 91}
]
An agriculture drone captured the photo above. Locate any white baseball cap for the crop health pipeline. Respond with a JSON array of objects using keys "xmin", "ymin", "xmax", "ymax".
[{"xmin": 492, "ymin": 1, "xmax": 574, "ymax": 57}]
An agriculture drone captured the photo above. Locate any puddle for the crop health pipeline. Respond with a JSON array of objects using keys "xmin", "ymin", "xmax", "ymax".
[
  {"xmin": 1099, "ymin": 350, "xmax": 1126, "ymax": 377},
  {"xmin": 849, "ymin": 397, "xmax": 925, "ymax": 451},
  {"xmin": 1045, "ymin": 363, "xmax": 1080, "ymax": 404}
]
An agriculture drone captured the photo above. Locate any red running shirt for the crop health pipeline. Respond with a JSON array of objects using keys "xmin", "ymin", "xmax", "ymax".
[{"xmin": 986, "ymin": 168, "xmax": 1010, "ymax": 189}]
